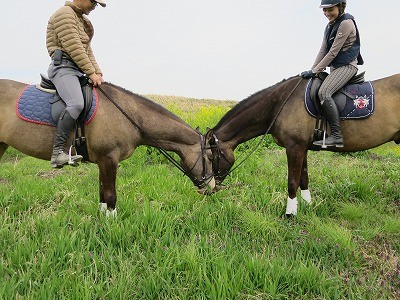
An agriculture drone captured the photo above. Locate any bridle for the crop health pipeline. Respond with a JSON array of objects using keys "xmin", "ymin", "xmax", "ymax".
[
  {"xmin": 186, "ymin": 132, "xmax": 215, "ymax": 189},
  {"xmin": 96, "ymin": 85, "xmax": 214, "ymax": 189},
  {"xmin": 207, "ymin": 131, "xmax": 230, "ymax": 184},
  {"xmin": 206, "ymin": 76, "xmax": 303, "ymax": 182}
]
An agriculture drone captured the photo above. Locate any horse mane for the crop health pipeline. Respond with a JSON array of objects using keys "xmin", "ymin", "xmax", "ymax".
[
  {"xmin": 214, "ymin": 76, "xmax": 298, "ymax": 128},
  {"xmin": 102, "ymin": 82, "xmax": 187, "ymax": 124}
]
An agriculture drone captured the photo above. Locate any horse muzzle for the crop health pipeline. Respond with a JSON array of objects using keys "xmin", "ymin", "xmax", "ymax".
[{"xmin": 197, "ymin": 177, "xmax": 216, "ymax": 195}]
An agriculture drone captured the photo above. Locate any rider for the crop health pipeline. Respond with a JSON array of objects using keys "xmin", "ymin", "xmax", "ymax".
[
  {"xmin": 46, "ymin": 0, "xmax": 106, "ymax": 168},
  {"xmin": 301, "ymin": 0, "xmax": 364, "ymax": 147}
]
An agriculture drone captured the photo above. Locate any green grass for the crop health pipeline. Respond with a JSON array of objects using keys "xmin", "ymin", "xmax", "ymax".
[{"xmin": 0, "ymin": 96, "xmax": 399, "ymax": 299}]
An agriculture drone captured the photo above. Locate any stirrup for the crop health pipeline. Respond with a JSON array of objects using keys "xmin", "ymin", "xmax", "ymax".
[
  {"xmin": 313, "ymin": 132, "xmax": 344, "ymax": 148},
  {"xmin": 68, "ymin": 146, "xmax": 82, "ymax": 166},
  {"xmin": 51, "ymin": 148, "xmax": 83, "ymax": 168}
]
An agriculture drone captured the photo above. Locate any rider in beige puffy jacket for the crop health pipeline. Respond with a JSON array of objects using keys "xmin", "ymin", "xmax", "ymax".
[
  {"xmin": 46, "ymin": 1, "xmax": 103, "ymax": 78},
  {"xmin": 46, "ymin": 0, "xmax": 105, "ymax": 168}
]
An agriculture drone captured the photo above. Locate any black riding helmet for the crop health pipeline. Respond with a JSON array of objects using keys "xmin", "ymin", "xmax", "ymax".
[{"xmin": 320, "ymin": 0, "xmax": 347, "ymax": 8}]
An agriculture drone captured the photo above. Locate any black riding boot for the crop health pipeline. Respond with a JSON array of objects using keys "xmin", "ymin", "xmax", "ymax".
[
  {"xmin": 313, "ymin": 97, "xmax": 344, "ymax": 148},
  {"xmin": 51, "ymin": 110, "xmax": 83, "ymax": 168}
]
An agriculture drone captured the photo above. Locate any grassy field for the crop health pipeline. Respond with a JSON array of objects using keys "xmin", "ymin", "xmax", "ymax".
[{"xmin": 0, "ymin": 95, "xmax": 399, "ymax": 299}]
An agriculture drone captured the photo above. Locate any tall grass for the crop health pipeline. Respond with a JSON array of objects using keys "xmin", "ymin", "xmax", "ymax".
[{"xmin": 0, "ymin": 95, "xmax": 399, "ymax": 299}]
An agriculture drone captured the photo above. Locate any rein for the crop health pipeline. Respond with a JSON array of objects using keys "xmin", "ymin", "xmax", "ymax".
[
  {"xmin": 211, "ymin": 76, "xmax": 303, "ymax": 179},
  {"xmin": 96, "ymin": 85, "xmax": 211, "ymax": 188}
]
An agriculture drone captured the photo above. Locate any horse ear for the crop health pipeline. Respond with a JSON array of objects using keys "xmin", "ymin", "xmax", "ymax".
[{"xmin": 205, "ymin": 128, "xmax": 213, "ymax": 140}]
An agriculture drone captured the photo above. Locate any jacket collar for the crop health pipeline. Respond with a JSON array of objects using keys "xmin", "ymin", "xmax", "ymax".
[{"xmin": 65, "ymin": 1, "xmax": 83, "ymax": 16}]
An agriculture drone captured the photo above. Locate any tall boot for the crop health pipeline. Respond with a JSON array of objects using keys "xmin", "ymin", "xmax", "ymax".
[
  {"xmin": 313, "ymin": 97, "xmax": 344, "ymax": 148},
  {"xmin": 51, "ymin": 110, "xmax": 83, "ymax": 168}
]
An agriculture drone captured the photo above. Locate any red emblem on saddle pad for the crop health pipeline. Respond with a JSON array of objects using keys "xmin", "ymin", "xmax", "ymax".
[{"xmin": 353, "ymin": 96, "xmax": 370, "ymax": 109}]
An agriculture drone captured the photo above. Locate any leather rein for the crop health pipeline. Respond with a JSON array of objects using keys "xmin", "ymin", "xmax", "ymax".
[
  {"xmin": 208, "ymin": 77, "xmax": 303, "ymax": 182},
  {"xmin": 96, "ymin": 85, "xmax": 213, "ymax": 189}
]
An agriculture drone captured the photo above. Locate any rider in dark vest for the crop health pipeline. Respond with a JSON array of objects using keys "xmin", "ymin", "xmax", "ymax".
[
  {"xmin": 326, "ymin": 13, "xmax": 364, "ymax": 68},
  {"xmin": 301, "ymin": 0, "xmax": 364, "ymax": 148}
]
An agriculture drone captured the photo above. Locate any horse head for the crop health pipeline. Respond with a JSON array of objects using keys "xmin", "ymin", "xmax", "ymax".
[
  {"xmin": 180, "ymin": 128, "xmax": 216, "ymax": 195},
  {"xmin": 204, "ymin": 129, "xmax": 235, "ymax": 191}
]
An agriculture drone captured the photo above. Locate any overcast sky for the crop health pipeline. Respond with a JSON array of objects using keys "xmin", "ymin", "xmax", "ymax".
[{"xmin": 1, "ymin": 1, "xmax": 399, "ymax": 100}]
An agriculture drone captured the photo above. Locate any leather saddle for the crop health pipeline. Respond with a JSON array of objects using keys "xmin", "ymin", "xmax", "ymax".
[
  {"xmin": 309, "ymin": 71, "xmax": 367, "ymax": 142},
  {"xmin": 39, "ymin": 74, "xmax": 93, "ymax": 161},
  {"xmin": 310, "ymin": 71, "xmax": 365, "ymax": 113},
  {"xmin": 39, "ymin": 74, "xmax": 93, "ymax": 122}
]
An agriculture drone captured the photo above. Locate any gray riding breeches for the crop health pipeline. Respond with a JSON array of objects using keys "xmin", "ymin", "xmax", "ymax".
[
  {"xmin": 318, "ymin": 65, "xmax": 358, "ymax": 104},
  {"xmin": 48, "ymin": 61, "xmax": 85, "ymax": 120}
]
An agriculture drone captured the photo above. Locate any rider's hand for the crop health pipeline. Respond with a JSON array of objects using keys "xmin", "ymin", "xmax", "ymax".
[
  {"xmin": 89, "ymin": 73, "xmax": 103, "ymax": 86},
  {"xmin": 300, "ymin": 70, "xmax": 315, "ymax": 79}
]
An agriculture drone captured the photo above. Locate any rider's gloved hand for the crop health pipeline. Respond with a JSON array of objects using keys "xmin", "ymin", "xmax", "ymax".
[
  {"xmin": 89, "ymin": 73, "xmax": 104, "ymax": 86},
  {"xmin": 300, "ymin": 70, "xmax": 315, "ymax": 79}
]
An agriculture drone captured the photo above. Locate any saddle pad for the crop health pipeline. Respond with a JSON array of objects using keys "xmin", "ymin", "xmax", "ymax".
[
  {"xmin": 16, "ymin": 85, "xmax": 98, "ymax": 126},
  {"xmin": 305, "ymin": 79, "xmax": 374, "ymax": 119}
]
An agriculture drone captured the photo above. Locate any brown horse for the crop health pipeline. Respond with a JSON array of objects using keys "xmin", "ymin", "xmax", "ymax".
[
  {"xmin": 0, "ymin": 79, "xmax": 215, "ymax": 216},
  {"xmin": 205, "ymin": 74, "xmax": 400, "ymax": 216}
]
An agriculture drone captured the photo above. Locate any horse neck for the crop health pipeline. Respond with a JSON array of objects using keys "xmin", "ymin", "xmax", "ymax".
[
  {"xmin": 214, "ymin": 94, "xmax": 277, "ymax": 149},
  {"xmin": 142, "ymin": 118, "xmax": 199, "ymax": 154},
  {"xmin": 133, "ymin": 104, "xmax": 199, "ymax": 154},
  {"xmin": 101, "ymin": 83, "xmax": 200, "ymax": 154},
  {"xmin": 126, "ymin": 101, "xmax": 199, "ymax": 153},
  {"xmin": 213, "ymin": 77, "xmax": 302, "ymax": 149}
]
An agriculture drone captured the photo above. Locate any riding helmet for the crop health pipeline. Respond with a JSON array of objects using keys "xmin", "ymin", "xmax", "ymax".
[{"xmin": 320, "ymin": 0, "xmax": 346, "ymax": 8}]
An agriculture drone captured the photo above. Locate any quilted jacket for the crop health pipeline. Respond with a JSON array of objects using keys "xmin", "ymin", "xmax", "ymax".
[{"xmin": 46, "ymin": 1, "xmax": 102, "ymax": 76}]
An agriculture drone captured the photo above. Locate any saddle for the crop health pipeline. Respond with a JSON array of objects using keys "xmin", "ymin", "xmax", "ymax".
[
  {"xmin": 39, "ymin": 74, "xmax": 94, "ymax": 161},
  {"xmin": 305, "ymin": 71, "xmax": 375, "ymax": 141},
  {"xmin": 309, "ymin": 71, "xmax": 366, "ymax": 111}
]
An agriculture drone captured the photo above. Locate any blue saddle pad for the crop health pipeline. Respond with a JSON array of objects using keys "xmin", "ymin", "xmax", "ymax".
[
  {"xmin": 17, "ymin": 85, "xmax": 98, "ymax": 126},
  {"xmin": 305, "ymin": 80, "xmax": 374, "ymax": 119}
]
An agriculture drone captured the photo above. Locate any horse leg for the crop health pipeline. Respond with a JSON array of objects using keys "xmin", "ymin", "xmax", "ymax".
[
  {"xmin": 98, "ymin": 156, "xmax": 118, "ymax": 217},
  {"xmin": 0, "ymin": 143, "xmax": 9, "ymax": 160},
  {"xmin": 299, "ymin": 152, "xmax": 312, "ymax": 204},
  {"xmin": 285, "ymin": 145, "xmax": 307, "ymax": 216}
]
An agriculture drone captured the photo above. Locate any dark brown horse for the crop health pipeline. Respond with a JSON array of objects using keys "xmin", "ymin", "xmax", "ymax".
[
  {"xmin": 206, "ymin": 74, "xmax": 400, "ymax": 216},
  {"xmin": 0, "ymin": 79, "xmax": 215, "ymax": 216}
]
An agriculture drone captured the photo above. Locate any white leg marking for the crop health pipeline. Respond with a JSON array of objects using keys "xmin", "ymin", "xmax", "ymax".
[
  {"xmin": 99, "ymin": 202, "xmax": 108, "ymax": 213},
  {"xmin": 99, "ymin": 203, "xmax": 107, "ymax": 213},
  {"xmin": 285, "ymin": 197, "xmax": 298, "ymax": 216},
  {"xmin": 99, "ymin": 203, "xmax": 117, "ymax": 218},
  {"xmin": 301, "ymin": 189, "xmax": 312, "ymax": 204},
  {"xmin": 106, "ymin": 208, "xmax": 117, "ymax": 218}
]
